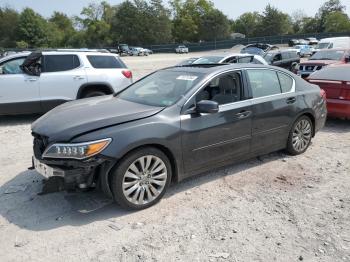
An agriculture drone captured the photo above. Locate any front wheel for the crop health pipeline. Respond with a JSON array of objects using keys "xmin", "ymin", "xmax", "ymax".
[
  {"xmin": 110, "ymin": 147, "xmax": 172, "ymax": 210},
  {"xmin": 286, "ymin": 116, "xmax": 313, "ymax": 155}
]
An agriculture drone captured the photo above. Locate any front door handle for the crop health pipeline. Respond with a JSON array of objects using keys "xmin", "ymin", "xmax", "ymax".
[
  {"xmin": 25, "ymin": 78, "xmax": 38, "ymax": 82},
  {"xmin": 286, "ymin": 97, "xmax": 296, "ymax": 104},
  {"xmin": 73, "ymin": 76, "xmax": 85, "ymax": 80},
  {"xmin": 235, "ymin": 110, "xmax": 251, "ymax": 119}
]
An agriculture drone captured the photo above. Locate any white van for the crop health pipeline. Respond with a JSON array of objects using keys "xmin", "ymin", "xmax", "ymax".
[{"xmin": 315, "ymin": 37, "xmax": 350, "ymax": 51}]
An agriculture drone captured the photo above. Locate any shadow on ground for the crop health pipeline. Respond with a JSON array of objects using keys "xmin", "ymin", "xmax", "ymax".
[
  {"xmin": 0, "ymin": 114, "xmax": 41, "ymax": 127},
  {"xmin": 0, "ymin": 117, "xmax": 347, "ymax": 231}
]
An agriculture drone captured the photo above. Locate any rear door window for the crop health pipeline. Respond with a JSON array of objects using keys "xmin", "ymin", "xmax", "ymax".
[
  {"xmin": 246, "ymin": 69, "xmax": 281, "ymax": 98},
  {"xmin": 87, "ymin": 55, "xmax": 126, "ymax": 68},
  {"xmin": 277, "ymin": 72, "xmax": 294, "ymax": 93},
  {"xmin": 43, "ymin": 55, "xmax": 80, "ymax": 72}
]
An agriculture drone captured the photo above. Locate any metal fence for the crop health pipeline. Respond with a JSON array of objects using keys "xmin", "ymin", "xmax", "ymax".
[
  {"xmin": 142, "ymin": 31, "xmax": 350, "ymax": 53},
  {"xmin": 2, "ymin": 31, "xmax": 350, "ymax": 54}
]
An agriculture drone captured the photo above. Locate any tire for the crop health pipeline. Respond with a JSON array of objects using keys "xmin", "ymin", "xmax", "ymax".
[
  {"xmin": 286, "ymin": 116, "xmax": 313, "ymax": 155},
  {"xmin": 82, "ymin": 90, "xmax": 107, "ymax": 98},
  {"xmin": 110, "ymin": 147, "xmax": 172, "ymax": 210}
]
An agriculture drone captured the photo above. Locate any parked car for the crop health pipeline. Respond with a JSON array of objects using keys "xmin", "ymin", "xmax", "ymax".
[
  {"xmin": 314, "ymin": 37, "xmax": 350, "ymax": 53},
  {"xmin": 241, "ymin": 43, "xmax": 279, "ymax": 54},
  {"xmin": 289, "ymin": 45, "xmax": 314, "ymax": 57},
  {"xmin": 143, "ymin": 48, "xmax": 153, "ymax": 55},
  {"xmin": 116, "ymin": 44, "xmax": 132, "ymax": 56},
  {"xmin": 305, "ymin": 37, "xmax": 319, "ymax": 45},
  {"xmin": 0, "ymin": 50, "xmax": 133, "ymax": 115},
  {"xmin": 298, "ymin": 49, "xmax": 350, "ymax": 78},
  {"xmin": 264, "ymin": 50, "xmax": 300, "ymax": 71},
  {"xmin": 288, "ymin": 39, "xmax": 300, "ymax": 47},
  {"xmin": 130, "ymin": 47, "xmax": 147, "ymax": 56},
  {"xmin": 175, "ymin": 45, "xmax": 189, "ymax": 54},
  {"xmin": 308, "ymin": 64, "xmax": 350, "ymax": 119},
  {"xmin": 31, "ymin": 63, "xmax": 327, "ymax": 210},
  {"xmin": 191, "ymin": 53, "xmax": 268, "ymax": 65},
  {"xmin": 298, "ymin": 39, "xmax": 309, "ymax": 45},
  {"xmin": 176, "ymin": 57, "xmax": 199, "ymax": 66}
]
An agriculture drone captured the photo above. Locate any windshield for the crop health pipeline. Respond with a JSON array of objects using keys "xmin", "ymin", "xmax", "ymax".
[
  {"xmin": 315, "ymin": 42, "xmax": 330, "ymax": 49},
  {"xmin": 310, "ymin": 50, "xmax": 344, "ymax": 60},
  {"xmin": 118, "ymin": 70, "xmax": 204, "ymax": 107},
  {"xmin": 193, "ymin": 56, "xmax": 224, "ymax": 64}
]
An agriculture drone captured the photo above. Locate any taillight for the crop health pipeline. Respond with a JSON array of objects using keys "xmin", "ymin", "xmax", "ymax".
[
  {"xmin": 122, "ymin": 70, "xmax": 132, "ymax": 79},
  {"xmin": 320, "ymin": 88, "xmax": 326, "ymax": 100}
]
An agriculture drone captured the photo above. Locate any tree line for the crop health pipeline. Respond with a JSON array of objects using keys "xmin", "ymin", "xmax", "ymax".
[{"xmin": 0, "ymin": 0, "xmax": 349, "ymax": 49}]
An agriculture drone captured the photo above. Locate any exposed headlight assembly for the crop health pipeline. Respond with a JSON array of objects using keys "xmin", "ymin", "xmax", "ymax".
[{"xmin": 43, "ymin": 138, "xmax": 112, "ymax": 160}]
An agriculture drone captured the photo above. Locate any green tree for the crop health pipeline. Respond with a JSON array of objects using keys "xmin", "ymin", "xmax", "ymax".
[
  {"xmin": 77, "ymin": 1, "xmax": 114, "ymax": 47},
  {"xmin": 111, "ymin": 0, "xmax": 172, "ymax": 45},
  {"xmin": 0, "ymin": 7, "xmax": 19, "ymax": 47},
  {"xmin": 199, "ymin": 9, "xmax": 230, "ymax": 41},
  {"xmin": 17, "ymin": 8, "xmax": 50, "ymax": 47},
  {"xmin": 170, "ymin": 0, "xmax": 215, "ymax": 42},
  {"xmin": 317, "ymin": 0, "xmax": 346, "ymax": 32},
  {"xmin": 324, "ymin": 11, "xmax": 350, "ymax": 32},
  {"xmin": 258, "ymin": 4, "xmax": 293, "ymax": 36},
  {"xmin": 232, "ymin": 12, "xmax": 262, "ymax": 37}
]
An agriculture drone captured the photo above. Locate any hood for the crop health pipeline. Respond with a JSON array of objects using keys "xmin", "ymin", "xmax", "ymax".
[
  {"xmin": 32, "ymin": 95, "xmax": 164, "ymax": 142},
  {"xmin": 300, "ymin": 60, "xmax": 341, "ymax": 66}
]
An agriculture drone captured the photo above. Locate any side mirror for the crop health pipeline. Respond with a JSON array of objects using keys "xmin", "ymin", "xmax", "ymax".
[
  {"xmin": 196, "ymin": 100, "xmax": 219, "ymax": 114},
  {"xmin": 345, "ymin": 55, "xmax": 350, "ymax": 63}
]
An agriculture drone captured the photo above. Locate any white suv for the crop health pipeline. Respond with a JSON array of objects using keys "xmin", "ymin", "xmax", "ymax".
[{"xmin": 0, "ymin": 50, "xmax": 133, "ymax": 115}]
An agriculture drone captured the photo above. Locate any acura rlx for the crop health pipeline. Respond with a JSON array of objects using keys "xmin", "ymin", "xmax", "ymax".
[{"xmin": 31, "ymin": 64, "xmax": 327, "ymax": 210}]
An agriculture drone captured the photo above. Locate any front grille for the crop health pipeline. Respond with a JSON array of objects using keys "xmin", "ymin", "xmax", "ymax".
[{"xmin": 32, "ymin": 134, "xmax": 49, "ymax": 159}]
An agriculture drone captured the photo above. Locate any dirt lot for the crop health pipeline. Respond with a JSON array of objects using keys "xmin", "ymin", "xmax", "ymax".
[{"xmin": 0, "ymin": 50, "xmax": 350, "ymax": 262}]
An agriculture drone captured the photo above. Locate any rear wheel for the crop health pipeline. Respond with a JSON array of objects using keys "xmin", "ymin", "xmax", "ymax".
[
  {"xmin": 286, "ymin": 116, "xmax": 313, "ymax": 155},
  {"xmin": 110, "ymin": 147, "xmax": 172, "ymax": 210}
]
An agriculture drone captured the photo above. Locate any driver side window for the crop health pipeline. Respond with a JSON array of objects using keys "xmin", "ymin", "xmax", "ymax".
[
  {"xmin": 195, "ymin": 71, "xmax": 242, "ymax": 105},
  {"xmin": 0, "ymin": 58, "xmax": 25, "ymax": 75}
]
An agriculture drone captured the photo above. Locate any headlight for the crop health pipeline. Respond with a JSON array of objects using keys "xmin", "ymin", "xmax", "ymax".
[{"xmin": 43, "ymin": 138, "xmax": 112, "ymax": 160}]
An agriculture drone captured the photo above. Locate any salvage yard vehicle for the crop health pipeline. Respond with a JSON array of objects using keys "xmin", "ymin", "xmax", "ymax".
[
  {"xmin": 31, "ymin": 63, "xmax": 327, "ymax": 210},
  {"xmin": 314, "ymin": 37, "xmax": 350, "ymax": 52},
  {"xmin": 175, "ymin": 45, "xmax": 189, "ymax": 54},
  {"xmin": 305, "ymin": 37, "xmax": 319, "ymax": 45},
  {"xmin": 289, "ymin": 45, "xmax": 314, "ymax": 57},
  {"xmin": 191, "ymin": 53, "xmax": 268, "ymax": 65},
  {"xmin": 298, "ymin": 49, "xmax": 350, "ymax": 78},
  {"xmin": 308, "ymin": 64, "xmax": 350, "ymax": 119},
  {"xmin": 241, "ymin": 43, "xmax": 279, "ymax": 55},
  {"xmin": 0, "ymin": 50, "xmax": 133, "ymax": 115},
  {"xmin": 264, "ymin": 50, "xmax": 300, "ymax": 71}
]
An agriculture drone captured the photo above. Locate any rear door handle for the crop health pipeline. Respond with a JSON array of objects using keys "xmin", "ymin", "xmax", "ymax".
[
  {"xmin": 286, "ymin": 97, "xmax": 296, "ymax": 104},
  {"xmin": 235, "ymin": 110, "xmax": 251, "ymax": 119}
]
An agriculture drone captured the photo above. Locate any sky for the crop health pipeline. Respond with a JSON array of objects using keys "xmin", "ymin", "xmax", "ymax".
[{"xmin": 1, "ymin": 0, "xmax": 350, "ymax": 19}]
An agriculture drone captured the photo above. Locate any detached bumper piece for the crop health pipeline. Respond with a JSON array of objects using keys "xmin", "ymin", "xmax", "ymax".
[{"xmin": 33, "ymin": 156, "xmax": 113, "ymax": 194}]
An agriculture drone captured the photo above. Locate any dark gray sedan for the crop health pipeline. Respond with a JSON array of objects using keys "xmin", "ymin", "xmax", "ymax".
[{"xmin": 31, "ymin": 64, "xmax": 327, "ymax": 210}]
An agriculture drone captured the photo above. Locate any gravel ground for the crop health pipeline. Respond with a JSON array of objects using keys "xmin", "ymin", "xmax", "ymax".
[{"xmin": 0, "ymin": 50, "xmax": 350, "ymax": 262}]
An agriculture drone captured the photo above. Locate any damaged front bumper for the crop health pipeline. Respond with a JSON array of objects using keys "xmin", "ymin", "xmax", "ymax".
[{"xmin": 32, "ymin": 155, "xmax": 115, "ymax": 195}]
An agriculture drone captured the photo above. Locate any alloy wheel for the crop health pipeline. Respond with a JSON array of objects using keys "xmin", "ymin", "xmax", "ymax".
[
  {"xmin": 292, "ymin": 119, "xmax": 312, "ymax": 152},
  {"xmin": 122, "ymin": 155, "xmax": 168, "ymax": 205}
]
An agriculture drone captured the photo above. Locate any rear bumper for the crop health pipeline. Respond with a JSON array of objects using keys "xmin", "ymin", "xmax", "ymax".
[{"xmin": 327, "ymin": 98, "xmax": 350, "ymax": 118}]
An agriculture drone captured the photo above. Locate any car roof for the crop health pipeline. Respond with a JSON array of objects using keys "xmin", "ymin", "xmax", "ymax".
[
  {"xmin": 0, "ymin": 51, "xmax": 31, "ymax": 62},
  {"xmin": 165, "ymin": 63, "xmax": 275, "ymax": 74}
]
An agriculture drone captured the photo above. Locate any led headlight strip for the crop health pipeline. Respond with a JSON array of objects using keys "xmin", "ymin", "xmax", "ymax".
[{"xmin": 43, "ymin": 138, "xmax": 112, "ymax": 160}]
